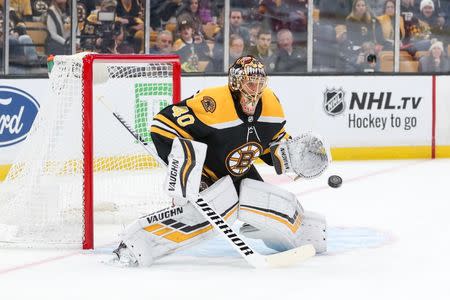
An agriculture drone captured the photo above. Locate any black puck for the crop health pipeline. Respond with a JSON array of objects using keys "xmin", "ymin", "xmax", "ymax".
[{"xmin": 328, "ymin": 175, "xmax": 342, "ymax": 188}]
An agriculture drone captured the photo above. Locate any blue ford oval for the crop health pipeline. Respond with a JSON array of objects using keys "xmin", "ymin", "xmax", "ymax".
[{"xmin": 0, "ymin": 86, "xmax": 40, "ymax": 147}]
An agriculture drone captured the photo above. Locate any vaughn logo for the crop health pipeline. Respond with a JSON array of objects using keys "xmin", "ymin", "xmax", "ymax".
[
  {"xmin": 280, "ymin": 146, "xmax": 290, "ymax": 171},
  {"xmin": 167, "ymin": 158, "xmax": 179, "ymax": 191},
  {"xmin": 0, "ymin": 86, "xmax": 39, "ymax": 147},
  {"xmin": 324, "ymin": 88, "xmax": 345, "ymax": 116},
  {"xmin": 145, "ymin": 207, "xmax": 184, "ymax": 224}
]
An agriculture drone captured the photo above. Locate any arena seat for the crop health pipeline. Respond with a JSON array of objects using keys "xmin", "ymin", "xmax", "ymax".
[
  {"xmin": 399, "ymin": 61, "xmax": 419, "ymax": 72},
  {"xmin": 379, "ymin": 51, "xmax": 413, "ymax": 72},
  {"xmin": 414, "ymin": 51, "xmax": 429, "ymax": 60}
]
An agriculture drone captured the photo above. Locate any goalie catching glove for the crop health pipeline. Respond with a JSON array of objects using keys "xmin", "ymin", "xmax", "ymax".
[
  {"xmin": 270, "ymin": 132, "xmax": 331, "ymax": 179},
  {"xmin": 165, "ymin": 138, "xmax": 207, "ymax": 206}
]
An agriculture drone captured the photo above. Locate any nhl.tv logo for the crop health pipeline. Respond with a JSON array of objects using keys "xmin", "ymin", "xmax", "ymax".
[{"xmin": 323, "ymin": 88, "xmax": 345, "ymax": 116}]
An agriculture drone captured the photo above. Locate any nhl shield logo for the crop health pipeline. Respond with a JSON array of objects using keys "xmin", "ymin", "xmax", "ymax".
[
  {"xmin": 323, "ymin": 88, "xmax": 345, "ymax": 116},
  {"xmin": 201, "ymin": 96, "xmax": 216, "ymax": 113}
]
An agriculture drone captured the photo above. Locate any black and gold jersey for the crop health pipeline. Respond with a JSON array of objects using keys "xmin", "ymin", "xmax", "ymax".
[{"xmin": 150, "ymin": 85, "xmax": 290, "ymax": 186}]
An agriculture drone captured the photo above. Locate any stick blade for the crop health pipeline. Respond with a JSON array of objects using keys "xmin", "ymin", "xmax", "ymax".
[{"xmin": 265, "ymin": 244, "xmax": 316, "ymax": 268}]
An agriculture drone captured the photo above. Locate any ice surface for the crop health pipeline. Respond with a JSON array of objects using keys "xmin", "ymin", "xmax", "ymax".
[{"xmin": 1, "ymin": 159, "xmax": 449, "ymax": 300}]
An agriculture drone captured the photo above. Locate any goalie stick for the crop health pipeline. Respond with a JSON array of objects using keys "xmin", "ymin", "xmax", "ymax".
[{"xmin": 99, "ymin": 98, "xmax": 316, "ymax": 268}]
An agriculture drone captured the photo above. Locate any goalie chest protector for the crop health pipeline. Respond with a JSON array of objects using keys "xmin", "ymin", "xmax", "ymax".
[{"xmin": 151, "ymin": 85, "xmax": 289, "ymax": 184}]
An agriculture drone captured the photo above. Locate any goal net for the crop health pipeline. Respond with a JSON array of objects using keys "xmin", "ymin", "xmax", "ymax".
[{"xmin": 0, "ymin": 53, "xmax": 181, "ymax": 249}]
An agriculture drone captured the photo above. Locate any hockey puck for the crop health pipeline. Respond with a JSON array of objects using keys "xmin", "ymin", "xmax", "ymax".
[{"xmin": 328, "ymin": 175, "xmax": 342, "ymax": 188}]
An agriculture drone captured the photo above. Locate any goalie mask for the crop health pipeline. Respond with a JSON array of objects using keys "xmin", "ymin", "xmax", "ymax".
[{"xmin": 228, "ymin": 56, "xmax": 267, "ymax": 115}]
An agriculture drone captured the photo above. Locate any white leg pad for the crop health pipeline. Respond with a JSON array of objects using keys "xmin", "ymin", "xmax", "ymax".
[
  {"xmin": 238, "ymin": 178, "xmax": 327, "ymax": 253},
  {"xmin": 119, "ymin": 176, "xmax": 239, "ymax": 266}
]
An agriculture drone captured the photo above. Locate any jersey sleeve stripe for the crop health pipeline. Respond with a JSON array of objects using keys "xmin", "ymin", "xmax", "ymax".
[
  {"xmin": 258, "ymin": 116, "xmax": 285, "ymax": 123},
  {"xmin": 151, "ymin": 126, "xmax": 178, "ymax": 140},
  {"xmin": 154, "ymin": 115, "xmax": 193, "ymax": 139},
  {"xmin": 272, "ymin": 127, "xmax": 286, "ymax": 140},
  {"xmin": 152, "ymin": 119, "xmax": 180, "ymax": 136},
  {"xmin": 209, "ymin": 119, "xmax": 244, "ymax": 130}
]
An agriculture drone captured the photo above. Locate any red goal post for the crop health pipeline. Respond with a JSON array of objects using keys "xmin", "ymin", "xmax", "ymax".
[{"xmin": 81, "ymin": 54, "xmax": 181, "ymax": 249}]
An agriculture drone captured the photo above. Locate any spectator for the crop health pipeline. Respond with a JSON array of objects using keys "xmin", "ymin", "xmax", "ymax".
[
  {"xmin": 348, "ymin": 41, "xmax": 379, "ymax": 71},
  {"xmin": 229, "ymin": 34, "xmax": 245, "ymax": 64},
  {"xmin": 208, "ymin": 33, "xmax": 245, "ymax": 72},
  {"xmin": 418, "ymin": 0, "xmax": 450, "ymax": 42},
  {"xmin": 418, "ymin": 0, "xmax": 438, "ymax": 24},
  {"xmin": 177, "ymin": 0, "xmax": 203, "ymax": 33},
  {"xmin": 403, "ymin": 0, "xmax": 448, "ymax": 52},
  {"xmin": 248, "ymin": 22, "xmax": 261, "ymax": 47},
  {"xmin": 367, "ymin": 0, "xmax": 386, "ymax": 15},
  {"xmin": 31, "ymin": 0, "xmax": 51, "ymax": 21},
  {"xmin": 46, "ymin": 0, "xmax": 71, "ymax": 55},
  {"xmin": 198, "ymin": 0, "xmax": 214, "ymax": 24},
  {"xmin": 173, "ymin": 18, "xmax": 211, "ymax": 72},
  {"xmin": 84, "ymin": 0, "xmax": 119, "ymax": 53},
  {"xmin": 150, "ymin": 30, "xmax": 174, "ymax": 54},
  {"xmin": 0, "ymin": 3, "xmax": 39, "ymax": 64},
  {"xmin": 215, "ymin": 9, "xmax": 251, "ymax": 48},
  {"xmin": 419, "ymin": 39, "xmax": 450, "ymax": 71},
  {"xmin": 0, "ymin": 0, "xmax": 33, "ymax": 21},
  {"xmin": 401, "ymin": 0, "xmax": 422, "ymax": 43},
  {"xmin": 149, "ymin": 0, "xmax": 183, "ymax": 30},
  {"xmin": 345, "ymin": 0, "xmax": 387, "ymax": 48},
  {"xmin": 258, "ymin": 0, "xmax": 289, "ymax": 32},
  {"xmin": 314, "ymin": 0, "xmax": 347, "ymax": 71},
  {"xmin": 115, "ymin": 0, "xmax": 144, "ymax": 53},
  {"xmin": 284, "ymin": 0, "xmax": 308, "ymax": 44},
  {"xmin": 231, "ymin": 0, "xmax": 260, "ymax": 23},
  {"xmin": 248, "ymin": 28, "xmax": 277, "ymax": 72},
  {"xmin": 377, "ymin": 0, "xmax": 406, "ymax": 47},
  {"xmin": 401, "ymin": 0, "xmax": 421, "ymax": 16},
  {"xmin": 101, "ymin": 22, "xmax": 134, "ymax": 53},
  {"xmin": 11, "ymin": 22, "xmax": 39, "ymax": 63},
  {"xmin": 275, "ymin": 28, "xmax": 306, "ymax": 72},
  {"xmin": 436, "ymin": 1, "xmax": 450, "ymax": 26}
]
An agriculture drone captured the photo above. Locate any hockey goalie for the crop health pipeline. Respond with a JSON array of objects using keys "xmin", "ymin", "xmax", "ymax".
[{"xmin": 111, "ymin": 56, "xmax": 329, "ymax": 267}]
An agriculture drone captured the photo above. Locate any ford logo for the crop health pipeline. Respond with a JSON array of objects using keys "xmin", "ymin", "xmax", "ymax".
[{"xmin": 0, "ymin": 86, "xmax": 40, "ymax": 147}]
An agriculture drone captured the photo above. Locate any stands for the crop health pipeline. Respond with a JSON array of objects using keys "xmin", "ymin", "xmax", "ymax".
[{"xmin": 1, "ymin": 0, "xmax": 449, "ymax": 75}]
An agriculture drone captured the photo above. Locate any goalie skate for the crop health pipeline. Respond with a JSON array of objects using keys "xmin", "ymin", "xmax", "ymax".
[{"xmin": 106, "ymin": 242, "xmax": 139, "ymax": 268}]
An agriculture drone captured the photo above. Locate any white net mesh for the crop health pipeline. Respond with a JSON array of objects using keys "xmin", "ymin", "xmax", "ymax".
[{"xmin": 0, "ymin": 53, "xmax": 176, "ymax": 248}]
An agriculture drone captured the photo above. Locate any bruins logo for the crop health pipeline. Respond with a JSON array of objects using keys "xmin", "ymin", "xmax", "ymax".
[
  {"xmin": 226, "ymin": 142, "xmax": 262, "ymax": 176},
  {"xmin": 201, "ymin": 96, "xmax": 216, "ymax": 113}
]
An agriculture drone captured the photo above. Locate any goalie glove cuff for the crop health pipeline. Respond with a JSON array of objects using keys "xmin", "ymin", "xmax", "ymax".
[{"xmin": 270, "ymin": 142, "xmax": 293, "ymax": 175}]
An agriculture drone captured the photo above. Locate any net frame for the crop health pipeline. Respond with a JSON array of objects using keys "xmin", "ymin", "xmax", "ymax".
[
  {"xmin": 0, "ymin": 53, "xmax": 181, "ymax": 249},
  {"xmin": 81, "ymin": 54, "xmax": 181, "ymax": 249}
]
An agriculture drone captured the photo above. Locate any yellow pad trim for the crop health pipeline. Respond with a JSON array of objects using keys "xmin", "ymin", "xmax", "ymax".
[
  {"xmin": 162, "ymin": 205, "xmax": 238, "ymax": 243},
  {"xmin": 144, "ymin": 224, "xmax": 164, "ymax": 233},
  {"xmin": 240, "ymin": 207, "xmax": 302, "ymax": 233}
]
